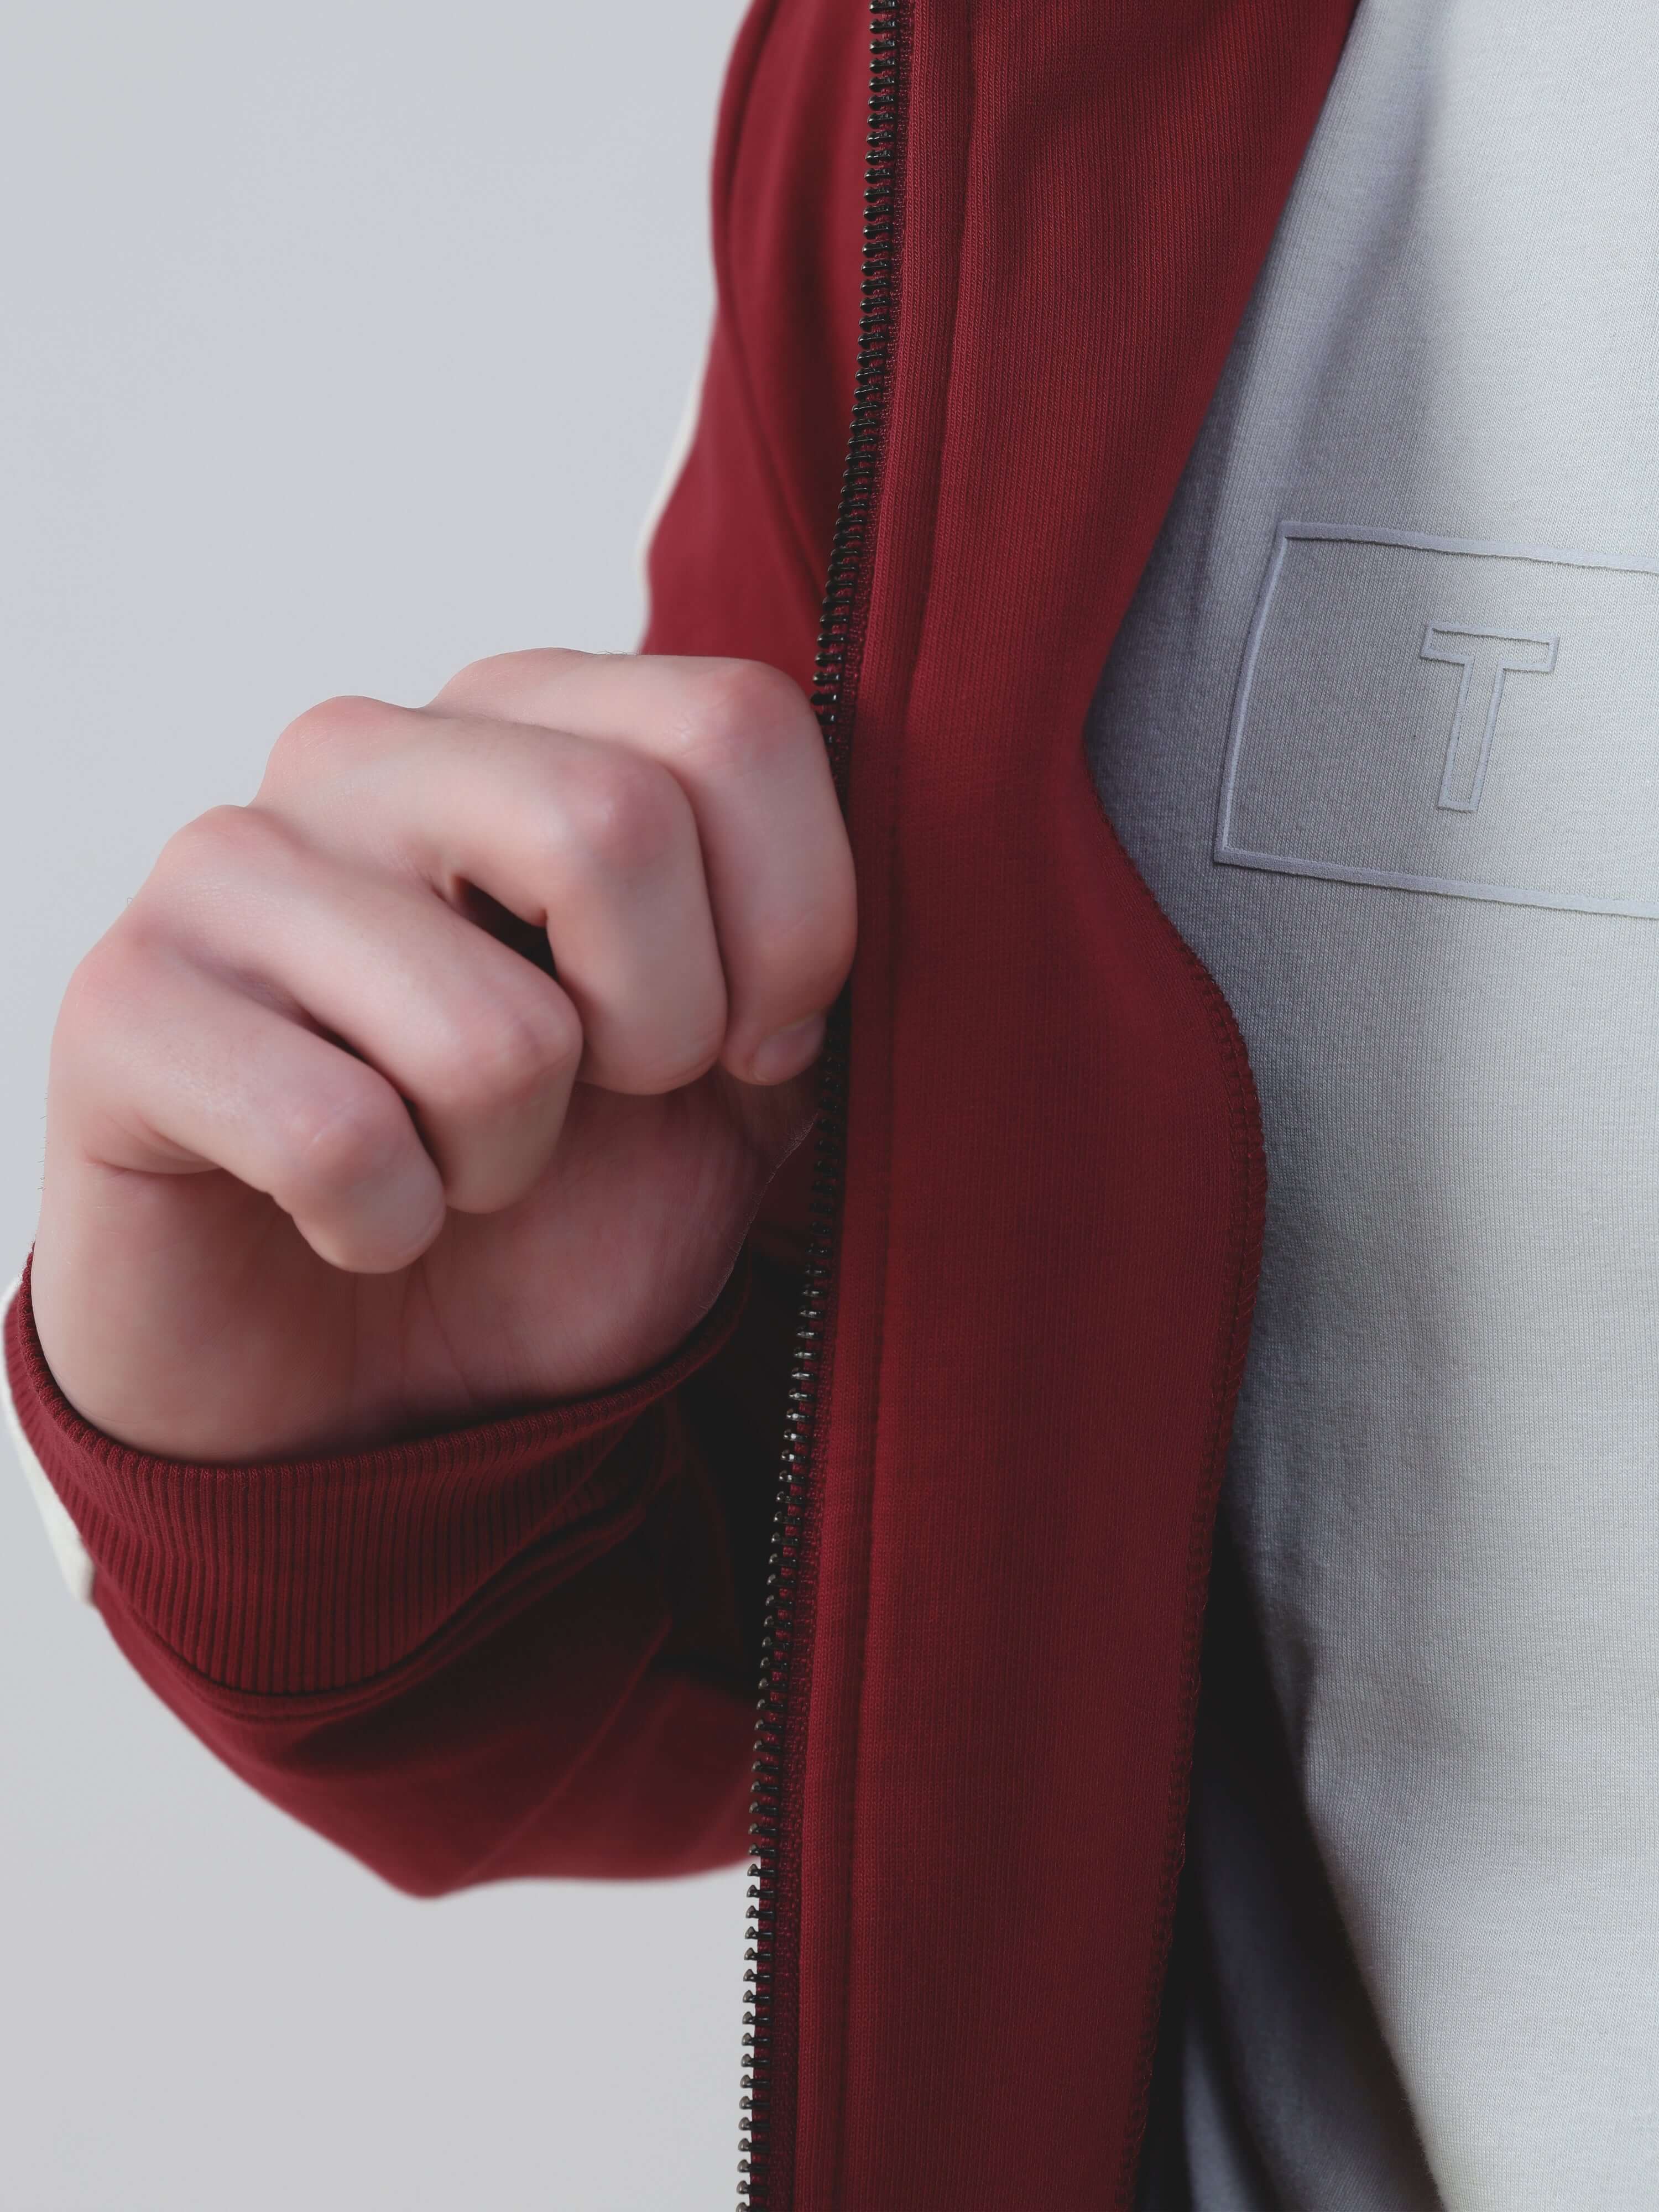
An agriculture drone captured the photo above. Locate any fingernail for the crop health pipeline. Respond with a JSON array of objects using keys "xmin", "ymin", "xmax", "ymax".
[{"xmin": 750, "ymin": 1014, "xmax": 826, "ymax": 1086}]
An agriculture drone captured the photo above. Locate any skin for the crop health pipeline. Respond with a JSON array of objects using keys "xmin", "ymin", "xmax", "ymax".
[{"xmin": 29, "ymin": 648, "xmax": 856, "ymax": 1462}]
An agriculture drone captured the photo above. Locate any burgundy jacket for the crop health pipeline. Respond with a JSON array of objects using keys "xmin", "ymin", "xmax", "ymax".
[{"xmin": 8, "ymin": 2, "xmax": 1358, "ymax": 2202}]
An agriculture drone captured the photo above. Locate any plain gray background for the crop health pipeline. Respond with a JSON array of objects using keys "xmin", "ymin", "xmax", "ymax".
[{"xmin": 1, "ymin": 2, "xmax": 754, "ymax": 2205}]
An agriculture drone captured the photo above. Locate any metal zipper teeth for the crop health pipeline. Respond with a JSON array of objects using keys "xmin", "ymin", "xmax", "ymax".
[{"xmin": 738, "ymin": 4, "xmax": 905, "ymax": 2205}]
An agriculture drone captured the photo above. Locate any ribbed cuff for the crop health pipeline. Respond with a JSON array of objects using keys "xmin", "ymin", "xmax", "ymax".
[{"xmin": 4, "ymin": 1254, "xmax": 749, "ymax": 1697}]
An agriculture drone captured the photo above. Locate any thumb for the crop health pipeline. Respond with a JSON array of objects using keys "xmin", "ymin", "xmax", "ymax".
[{"xmin": 714, "ymin": 1060, "xmax": 823, "ymax": 1179}]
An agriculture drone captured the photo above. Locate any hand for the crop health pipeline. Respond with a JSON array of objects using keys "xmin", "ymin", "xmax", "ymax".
[{"xmin": 30, "ymin": 650, "xmax": 855, "ymax": 1460}]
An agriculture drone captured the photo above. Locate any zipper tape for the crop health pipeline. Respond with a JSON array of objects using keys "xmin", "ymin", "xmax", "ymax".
[{"xmin": 738, "ymin": 2, "xmax": 906, "ymax": 2202}]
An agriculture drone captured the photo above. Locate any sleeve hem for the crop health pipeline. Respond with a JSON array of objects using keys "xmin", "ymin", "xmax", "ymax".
[{"xmin": 3, "ymin": 1252, "xmax": 750, "ymax": 1694}]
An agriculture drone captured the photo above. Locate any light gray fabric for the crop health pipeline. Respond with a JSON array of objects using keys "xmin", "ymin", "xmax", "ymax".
[{"xmin": 1087, "ymin": 3, "xmax": 1659, "ymax": 2206}]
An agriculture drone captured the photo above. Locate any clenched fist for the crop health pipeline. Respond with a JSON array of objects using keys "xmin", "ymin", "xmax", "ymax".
[{"xmin": 30, "ymin": 650, "xmax": 855, "ymax": 1460}]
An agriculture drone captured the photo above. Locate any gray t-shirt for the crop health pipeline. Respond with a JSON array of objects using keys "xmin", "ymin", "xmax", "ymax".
[{"xmin": 1088, "ymin": 3, "xmax": 1659, "ymax": 2206}]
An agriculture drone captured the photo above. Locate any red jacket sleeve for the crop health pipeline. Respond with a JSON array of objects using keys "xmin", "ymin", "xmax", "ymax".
[
  {"xmin": 5, "ymin": 1233, "xmax": 801, "ymax": 1896},
  {"xmin": 9, "ymin": 0, "xmax": 859, "ymax": 1900}
]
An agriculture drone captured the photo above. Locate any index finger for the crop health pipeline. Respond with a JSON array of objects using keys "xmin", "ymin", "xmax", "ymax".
[{"xmin": 431, "ymin": 650, "xmax": 857, "ymax": 1083}]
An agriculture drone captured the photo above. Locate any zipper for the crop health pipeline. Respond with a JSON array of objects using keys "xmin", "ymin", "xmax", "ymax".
[{"xmin": 738, "ymin": 2, "xmax": 908, "ymax": 2203}]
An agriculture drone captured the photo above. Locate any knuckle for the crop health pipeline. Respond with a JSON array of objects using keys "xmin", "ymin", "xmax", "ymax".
[
  {"xmin": 755, "ymin": 863, "xmax": 859, "ymax": 1015},
  {"xmin": 149, "ymin": 804, "xmax": 288, "ymax": 894},
  {"xmin": 281, "ymin": 1081, "xmax": 409, "ymax": 1207},
  {"xmin": 263, "ymin": 693, "xmax": 395, "ymax": 789},
  {"xmin": 615, "ymin": 977, "xmax": 729, "ymax": 1094},
  {"xmin": 425, "ymin": 993, "xmax": 580, "ymax": 1120},
  {"xmin": 781, "ymin": 910, "xmax": 858, "ymax": 1009},
  {"xmin": 55, "ymin": 930, "xmax": 143, "ymax": 1050},
  {"xmin": 674, "ymin": 659, "xmax": 813, "ymax": 779},
  {"xmin": 561, "ymin": 754, "xmax": 686, "ymax": 878},
  {"xmin": 434, "ymin": 646, "xmax": 585, "ymax": 716}
]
